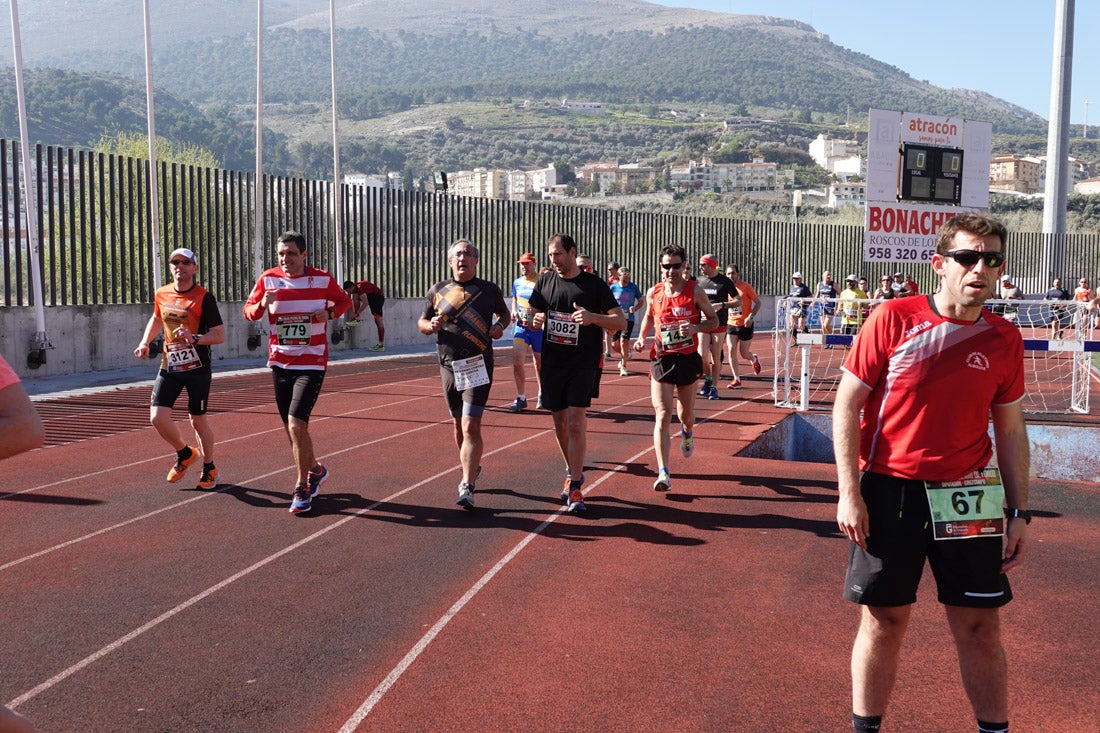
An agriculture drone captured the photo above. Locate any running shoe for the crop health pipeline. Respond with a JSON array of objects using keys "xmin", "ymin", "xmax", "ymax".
[
  {"xmin": 166, "ymin": 447, "xmax": 197, "ymax": 483},
  {"xmin": 289, "ymin": 483, "xmax": 312, "ymax": 514},
  {"xmin": 697, "ymin": 380, "xmax": 711, "ymax": 396},
  {"xmin": 369, "ymin": 343, "xmax": 385, "ymax": 351},
  {"xmin": 308, "ymin": 463, "xmax": 328, "ymax": 497},
  {"xmin": 727, "ymin": 378, "xmax": 742, "ymax": 390},
  {"xmin": 653, "ymin": 469, "xmax": 671, "ymax": 492},
  {"xmin": 751, "ymin": 353, "xmax": 762, "ymax": 375},
  {"xmin": 196, "ymin": 466, "xmax": 219, "ymax": 490},
  {"xmin": 508, "ymin": 396, "xmax": 528, "ymax": 412},
  {"xmin": 707, "ymin": 386, "xmax": 720, "ymax": 400},
  {"xmin": 345, "ymin": 318, "xmax": 361, "ymax": 326},
  {"xmin": 567, "ymin": 488, "xmax": 586, "ymax": 513},
  {"xmin": 619, "ymin": 365, "xmax": 629, "ymax": 377},
  {"xmin": 560, "ymin": 474, "xmax": 585, "ymax": 503},
  {"xmin": 536, "ymin": 394, "xmax": 544, "ymax": 409},
  {"xmin": 456, "ymin": 483, "xmax": 475, "ymax": 509},
  {"xmin": 680, "ymin": 429, "xmax": 694, "ymax": 458}
]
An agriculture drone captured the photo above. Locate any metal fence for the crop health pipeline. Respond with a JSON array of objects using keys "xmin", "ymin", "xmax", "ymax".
[{"xmin": 4, "ymin": 138, "xmax": 1100, "ymax": 306}]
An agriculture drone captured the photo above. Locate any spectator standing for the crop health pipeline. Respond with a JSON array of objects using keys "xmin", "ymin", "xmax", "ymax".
[
  {"xmin": 1043, "ymin": 277, "xmax": 1071, "ymax": 339},
  {"xmin": 834, "ymin": 213, "xmax": 1029, "ymax": 733},
  {"xmin": 787, "ymin": 272, "xmax": 813, "ymax": 338}
]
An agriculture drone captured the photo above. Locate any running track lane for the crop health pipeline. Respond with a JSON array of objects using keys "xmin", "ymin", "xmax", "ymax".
[{"xmin": 1, "ymin": 352, "xmax": 1097, "ymax": 731}]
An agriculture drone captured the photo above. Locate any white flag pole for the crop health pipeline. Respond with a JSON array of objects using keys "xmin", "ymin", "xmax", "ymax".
[
  {"xmin": 254, "ymin": 0, "xmax": 265, "ymax": 281},
  {"xmin": 330, "ymin": 0, "xmax": 345, "ymax": 281},
  {"xmin": 142, "ymin": 0, "xmax": 163, "ymax": 289},
  {"xmin": 8, "ymin": 0, "xmax": 50, "ymax": 366}
]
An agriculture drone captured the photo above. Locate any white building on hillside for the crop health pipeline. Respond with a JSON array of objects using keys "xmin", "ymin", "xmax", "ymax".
[{"xmin": 809, "ymin": 134, "xmax": 863, "ymax": 179}]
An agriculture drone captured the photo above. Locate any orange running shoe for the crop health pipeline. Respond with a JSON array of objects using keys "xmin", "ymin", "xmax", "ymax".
[
  {"xmin": 196, "ymin": 466, "xmax": 219, "ymax": 490},
  {"xmin": 167, "ymin": 447, "xmax": 197, "ymax": 483}
]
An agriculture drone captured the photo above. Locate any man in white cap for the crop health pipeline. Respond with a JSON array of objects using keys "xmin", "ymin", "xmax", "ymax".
[
  {"xmin": 134, "ymin": 247, "xmax": 226, "ymax": 490},
  {"xmin": 787, "ymin": 271, "xmax": 812, "ymax": 338}
]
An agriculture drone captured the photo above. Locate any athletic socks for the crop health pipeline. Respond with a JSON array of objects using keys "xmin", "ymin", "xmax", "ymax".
[
  {"xmin": 852, "ymin": 713, "xmax": 882, "ymax": 732},
  {"xmin": 177, "ymin": 445, "xmax": 194, "ymax": 462},
  {"xmin": 977, "ymin": 720, "xmax": 1008, "ymax": 733}
]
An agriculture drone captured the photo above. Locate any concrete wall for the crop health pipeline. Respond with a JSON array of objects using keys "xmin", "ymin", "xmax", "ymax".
[
  {"xmin": 2, "ymin": 299, "xmax": 428, "ymax": 381},
  {"xmin": 1, "ymin": 295, "xmax": 782, "ymax": 381}
]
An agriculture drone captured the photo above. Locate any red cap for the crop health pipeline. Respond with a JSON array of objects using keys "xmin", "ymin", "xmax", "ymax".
[
  {"xmin": 517, "ymin": 252, "xmax": 536, "ymax": 264},
  {"xmin": 699, "ymin": 255, "xmax": 718, "ymax": 268}
]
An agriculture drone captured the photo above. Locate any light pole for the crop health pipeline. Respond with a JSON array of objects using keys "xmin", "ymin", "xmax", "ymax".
[{"xmin": 792, "ymin": 190, "xmax": 803, "ymax": 275}]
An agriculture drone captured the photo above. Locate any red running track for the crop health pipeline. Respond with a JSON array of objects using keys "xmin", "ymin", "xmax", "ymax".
[{"xmin": 2, "ymin": 350, "xmax": 1097, "ymax": 732}]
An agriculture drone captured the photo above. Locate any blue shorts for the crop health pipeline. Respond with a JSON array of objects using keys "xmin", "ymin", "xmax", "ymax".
[{"xmin": 513, "ymin": 327, "xmax": 543, "ymax": 353}]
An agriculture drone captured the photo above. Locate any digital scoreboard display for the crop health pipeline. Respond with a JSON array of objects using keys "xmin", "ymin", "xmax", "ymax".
[{"xmin": 898, "ymin": 143, "xmax": 964, "ymax": 205}]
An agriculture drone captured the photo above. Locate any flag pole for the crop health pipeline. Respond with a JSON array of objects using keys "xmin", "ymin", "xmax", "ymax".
[
  {"xmin": 142, "ymin": 0, "xmax": 163, "ymax": 289},
  {"xmin": 8, "ymin": 0, "xmax": 50, "ymax": 367}
]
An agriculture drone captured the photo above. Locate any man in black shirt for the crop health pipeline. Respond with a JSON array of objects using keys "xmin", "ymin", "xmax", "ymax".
[
  {"xmin": 528, "ymin": 233, "xmax": 626, "ymax": 512},
  {"xmin": 419, "ymin": 239, "xmax": 511, "ymax": 508}
]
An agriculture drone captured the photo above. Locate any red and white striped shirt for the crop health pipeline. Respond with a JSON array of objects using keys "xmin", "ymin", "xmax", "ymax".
[{"xmin": 243, "ymin": 266, "xmax": 351, "ymax": 370}]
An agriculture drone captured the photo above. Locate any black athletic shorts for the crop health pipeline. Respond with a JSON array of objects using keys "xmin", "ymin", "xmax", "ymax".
[
  {"xmin": 726, "ymin": 323, "xmax": 755, "ymax": 341},
  {"xmin": 650, "ymin": 351, "xmax": 704, "ymax": 387},
  {"xmin": 271, "ymin": 366, "xmax": 326, "ymax": 423},
  {"xmin": 366, "ymin": 293, "xmax": 385, "ymax": 316},
  {"xmin": 540, "ymin": 365, "xmax": 599, "ymax": 412},
  {"xmin": 440, "ymin": 363, "xmax": 492, "ymax": 419},
  {"xmin": 612, "ymin": 319, "xmax": 636, "ymax": 341},
  {"xmin": 151, "ymin": 368, "xmax": 212, "ymax": 415},
  {"xmin": 843, "ymin": 472, "xmax": 1012, "ymax": 608}
]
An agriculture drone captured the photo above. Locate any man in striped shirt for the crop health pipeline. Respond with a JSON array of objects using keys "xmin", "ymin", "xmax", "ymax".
[{"xmin": 243, "ymin": 231, "xmax": 351, "ymax": 514}]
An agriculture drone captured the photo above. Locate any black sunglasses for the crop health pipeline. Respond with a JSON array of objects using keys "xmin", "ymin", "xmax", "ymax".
[
  {"xmin": 169, "ymin": 259, "xmax": 192, "ymax": 266},
  {"xmin": 660, "ymin": 262, "xmax": 683, "ymax": 270},
  {"xmin": 943, "ymin": 249, "xmax": 1004, "ymax": 268}
]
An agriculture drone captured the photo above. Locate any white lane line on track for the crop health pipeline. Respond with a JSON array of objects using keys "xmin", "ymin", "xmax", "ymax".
[
  {"xmin": 336, "ymin": 396, "xmax": 750, "ymax": 732},
  {"xmin": 5, "ymin": 426, "xmax": 554, "ymax": 710},
  {"xmin": 0, "ymin": 396, "xmax": 440, "ymax": 572},
  {"xmin": 1, "ymin": 388, "xmax": 436, "ymax": 498}
]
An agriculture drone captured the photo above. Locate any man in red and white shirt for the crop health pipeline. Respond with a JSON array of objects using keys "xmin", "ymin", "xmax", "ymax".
[
  {"xmin": 833, "ymin": 213, "xmax": 1029, "ymax": 733},
  {"xmin": 243, "ymin": 231, "xmax": 351, "ymax": 514}
]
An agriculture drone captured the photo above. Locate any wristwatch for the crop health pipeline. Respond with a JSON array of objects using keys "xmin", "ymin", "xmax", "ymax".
[
  {"xmin": 1004, "ymin": 507, "xmax": 1032, "ymax": 524},
  {"xmin": 192, "ymin": 333, "xmax": 201, "ymax": 345}
]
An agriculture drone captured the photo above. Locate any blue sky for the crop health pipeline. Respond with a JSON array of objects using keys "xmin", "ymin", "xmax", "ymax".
[{"xmin": 651, "ymin": 0, "xmax": 1097, "ymax": 124}]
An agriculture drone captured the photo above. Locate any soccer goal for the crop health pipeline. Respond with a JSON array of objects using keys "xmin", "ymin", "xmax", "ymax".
[{"xmin": 773, "ymin": 297, "xmax": 1097, "ymax": 415}]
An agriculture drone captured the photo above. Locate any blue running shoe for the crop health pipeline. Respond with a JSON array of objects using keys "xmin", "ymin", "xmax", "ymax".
[
  {"xmin": 680, "ymin": 429, "xmax": 694, "ymax": 458},
  {"xmin": 567, "ymin": 487, "xmax": 586, "ymax": 513},
  {"xmin": 308, "ymin": 463, "xmax": 328, "ymax": 498},
  {"xmin": 289, "ymin": 484, "xmax": 312, "ymax": 514},
  {"xmin": 653, "ymin": 469, "xmax": 671, "ymax": 492}
]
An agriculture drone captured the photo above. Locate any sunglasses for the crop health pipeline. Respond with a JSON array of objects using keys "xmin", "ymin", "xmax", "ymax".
[
  {"xmin": 943, "ymin": 250, "xmax": 1005, "ymax": 268},
  {"xmin": 169, "ymin": 259, "xmax": 192, "ymax": 266},
  {"xmin": 660, "ymin": 262, "xmax": 683, "ymax": 270}
]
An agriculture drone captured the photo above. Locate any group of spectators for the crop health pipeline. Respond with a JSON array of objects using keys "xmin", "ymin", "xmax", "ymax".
[{"xmin": 787, "ymin": 270, "xmax": 922, "ymax": 339}]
